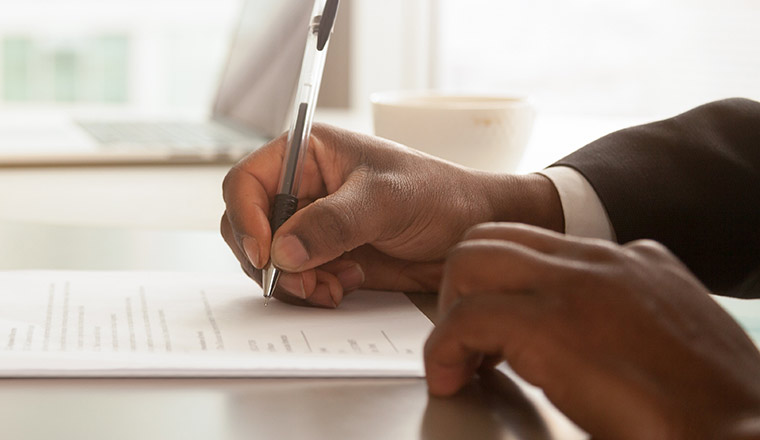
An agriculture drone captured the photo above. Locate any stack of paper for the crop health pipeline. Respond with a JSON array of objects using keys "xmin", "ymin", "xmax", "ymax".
[{"xmin": 0, "ymin": 271, "xmax": 433, "ymax": 377}]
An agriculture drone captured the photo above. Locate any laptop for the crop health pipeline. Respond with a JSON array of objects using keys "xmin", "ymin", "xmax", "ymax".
[{"xmin": 0, "ymin": 0, "xmax": 313, "ymax": 166}]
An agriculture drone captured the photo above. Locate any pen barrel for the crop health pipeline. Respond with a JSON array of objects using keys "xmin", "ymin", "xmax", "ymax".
[
  {"xmin": 269, "ymin": 193, "xmax": 299, "ymax": 234},
  {"xmin": 279, "ymin": 102, "xmax": 309, "ymax": 195},
  {"xmin": 276, "ymin": 0, "xmax": 334, "ymax": 197}
]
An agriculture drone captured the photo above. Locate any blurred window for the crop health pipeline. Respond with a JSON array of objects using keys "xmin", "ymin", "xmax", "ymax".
[
  {"xmin": 2, "ymin": 35, "xmax": 128, "ymax": 103},
  {"xmin": 0, "ymin": 0, "xmax": 238, "ymax": 111},
  {"xmin": 434, "ymin": 0, "xmax": 760, "ymax": 117}
]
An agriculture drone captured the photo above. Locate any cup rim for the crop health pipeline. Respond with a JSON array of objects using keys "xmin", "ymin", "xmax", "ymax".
[{"xmin": 370, "ymin": 90, "xmax": 531, "ymax": 109}]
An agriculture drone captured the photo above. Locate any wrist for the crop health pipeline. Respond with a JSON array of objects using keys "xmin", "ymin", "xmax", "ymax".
[{"xmin": 479, "ymin": 172, "xmax": 564, "ymax": 233}]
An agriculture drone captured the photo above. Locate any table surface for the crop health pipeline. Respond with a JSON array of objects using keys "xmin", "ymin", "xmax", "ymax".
[
  {"xmin": 0, "ymin": 222, "xmax": 586, "ymax": 440},
  {"xmin": 0, "ymin": 110, "xmax": 610, "ymax": 439}
]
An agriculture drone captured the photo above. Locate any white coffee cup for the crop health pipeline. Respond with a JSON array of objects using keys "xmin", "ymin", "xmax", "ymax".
[{"xmin": 371, "ymin": 91, "xmax": 535, "ymax": 172}]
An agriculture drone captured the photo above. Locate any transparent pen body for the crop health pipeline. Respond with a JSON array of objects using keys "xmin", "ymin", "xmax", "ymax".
[
  {"xmin": 277, "ymin": 0, "xmax": 331, "ymax": 197},
  {"xmin": 263, "ymin": 0, "xmax": 337, "ymax": 299}
]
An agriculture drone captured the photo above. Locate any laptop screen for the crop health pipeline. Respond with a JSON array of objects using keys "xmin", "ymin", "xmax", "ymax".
[{"xmin": 212, "ymin": 0, "xmax": 313, "ymax": 139}]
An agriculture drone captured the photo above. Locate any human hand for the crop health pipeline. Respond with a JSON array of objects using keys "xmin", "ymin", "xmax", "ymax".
[
  {"xmin": 220, "ymin": 124, "xmax": 562, "ymax": 308},
  {"xmin": 425, "ymin": 223, "xmax": 760, "ymax": 439}
]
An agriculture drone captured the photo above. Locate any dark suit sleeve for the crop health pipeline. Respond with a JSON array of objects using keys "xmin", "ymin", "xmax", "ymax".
[{"xmin": 552, "ymin": 98, "xmax": 760, "ymax": 297}]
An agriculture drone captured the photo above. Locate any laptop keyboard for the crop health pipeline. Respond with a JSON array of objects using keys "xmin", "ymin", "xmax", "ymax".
[{"xmin": 78, "ymin": 122, "xmax": 257, "ymax": 150}]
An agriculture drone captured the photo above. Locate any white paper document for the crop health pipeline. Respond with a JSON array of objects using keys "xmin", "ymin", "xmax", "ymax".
[
  {"xmin": 714, "ymin": 295, "xmax": 760, "ymax": 345},
  {"xmin": 0, "ymin": 271, "xmax": 434, "ymax": 377}
]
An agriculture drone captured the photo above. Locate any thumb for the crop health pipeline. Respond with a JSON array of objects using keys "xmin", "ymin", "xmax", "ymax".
[{"xmin": 271, "ymin": 172, "xmax": 383, "ymax": 272}]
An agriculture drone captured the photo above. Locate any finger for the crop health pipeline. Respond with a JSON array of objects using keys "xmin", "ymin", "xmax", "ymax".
[
  {"xmin": 223, "ymin": 209, "xmax": 336, "ymax": 306},
  {"xmin": 274, "ymin": 258, "xmax": 364, "ymax": 304},
  {"xmin": 426, "ymin": 295, "xmax": 657, "ymax": 439},
  {"xmin": 224, "ymin": 210, "xmax": 314, "ymax": 303},
  {"xmin": 278, "ymin": 252, "xmax": 435, "ymax": 308},
  {"xmin": 304, "ymin": 269, "xmax": 343, "ymax": 308},
  {"xmin": 439, "ymin": 239, "xmax": 566, "ymax": 315},
  {"xmin": 225, "ymin": 201, "xmax": 348, "ymax": 310},
  {"xmin": 221, "ymin": 211, "xmax": 259, "ymax": 277},
  {"xmin": 224, "ymin": 126, "xmax": 369, "ymax": 272},
  {"xmin": 320, "ymin": 258, "xmax": 366, "ymax": 293},
  {"xmin": 464, "ymin": 222, "xmax": 614, "ymax": 259},
  {"xmin": 221, "ymin": 141, "xmax": 286, "ymax": 269},
  {"xmin": 270, "ymin": 169, "xmax": 386, "ymax": 272},
  {"xmin": 327, "ymin": 245, "xmax": 443, "ymax": 293},
  {"xmin": 277, "ymin": 270, "xmax": 316, "ymax": 299},
  {"xmin": 277, "ymin": 269, "xmax": 344, "ymax": 308},
  {"xmin": 425, "ymin": 294, "xmax": 541, "ymax": 396},
  {"xmin": 267, "ymin": 269, "xmax": 342, "ymax": 308}
]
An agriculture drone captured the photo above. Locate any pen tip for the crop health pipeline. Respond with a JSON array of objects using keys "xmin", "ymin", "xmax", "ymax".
[
  {"xmin": 262, "ymin": 265, "xmax": 281, "ymax": 300},
  {"xmin": 264, "ymin": 297, "xmax": 270, "ymax": 307}
]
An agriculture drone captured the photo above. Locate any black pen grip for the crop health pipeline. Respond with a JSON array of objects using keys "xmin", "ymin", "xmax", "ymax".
[{"xmin": 269, "ymin": 193, "xmax": 299, "ymax": 234}]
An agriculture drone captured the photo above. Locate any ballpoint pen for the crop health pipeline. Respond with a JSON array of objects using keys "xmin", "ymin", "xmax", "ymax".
[{"xmin": 262, "ymin": 0, "xmax": 340, "ymax": 305}]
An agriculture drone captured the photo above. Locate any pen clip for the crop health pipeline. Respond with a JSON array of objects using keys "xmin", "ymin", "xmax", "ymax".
[{"xmin": 317, "ymin": 0, "xmax": 339, "ymax": 51}]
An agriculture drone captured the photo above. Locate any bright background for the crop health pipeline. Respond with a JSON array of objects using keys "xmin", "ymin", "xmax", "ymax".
[
  {"xmin": 0, "ymin": 0, "xmax": 237, "ymax": 115},
  {"xmin": 0, "ymin": 0, "xmax": 758, "ymax": 122},
  {"xmin": 433, "ymin": 0, "xmax": 760, "ymax": 119}
]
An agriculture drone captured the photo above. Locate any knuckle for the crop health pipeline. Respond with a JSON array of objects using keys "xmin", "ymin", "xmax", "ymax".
[
  {"xmin": 505, "ymin": 338, "xmax": 545, "ymax": 379},
  {"xmin": 625, "ymin": 239, "xmax": 689, "ymax": 275},
  {"xmin": 541, "ymin": 261, "xmax": 610, "ymax": 306},
  {"xmin": 580, "ymin": 239, "xmax": 626, "ymax": 263},
  {"xmin": 627, "ymin": 238, "xmax": 668, "ymax": 253},
  {"xmin": 368, "ymin": 173, "xmax": 414, "ymax": 205},
  {"xmin": 625, "ymin": 239, "xmax": 674, "ymax": 261}
]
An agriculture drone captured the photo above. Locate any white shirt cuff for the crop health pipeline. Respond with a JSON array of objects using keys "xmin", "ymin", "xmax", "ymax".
[{"xmin": 537, "ymin": 166, "xmax": 617, "ymax": 241}]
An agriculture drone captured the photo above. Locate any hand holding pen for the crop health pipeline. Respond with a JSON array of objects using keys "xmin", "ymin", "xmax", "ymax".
[
  {"xmin": 219, "ymin": 1, "xmax": 565, "ymax": 308},
  {"xmin": 221, "ymin": 119, "xmax": 563, "ymax": 308}
]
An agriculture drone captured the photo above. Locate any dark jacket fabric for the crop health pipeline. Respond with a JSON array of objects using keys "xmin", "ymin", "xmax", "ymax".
[{"xmin": 553, "ymin": 98, "xmax": 760, "ymax": 297}]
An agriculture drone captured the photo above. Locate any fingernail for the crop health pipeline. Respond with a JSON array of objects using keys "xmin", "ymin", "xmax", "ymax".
[
  {"xmin": 278, "ymin": 274, "xmax": 307, "ymax": 299},
  {"xmin": 272, "ymin": 235, "xmax": 309, "ymax": 270},
  {"xmin": 242, "ymin": 236, "xmax": 260, "ymax": 268},
  {"xmin": 309, "ymin": 284, "xmax": 338, "ymax": 308},
  {"xmin": 336, "ymin": 264, "xmax": 364, "ymax": 291},
  {"xmin": 327, "ymin": 279, "xmax": 343, "ymax": 307}
]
